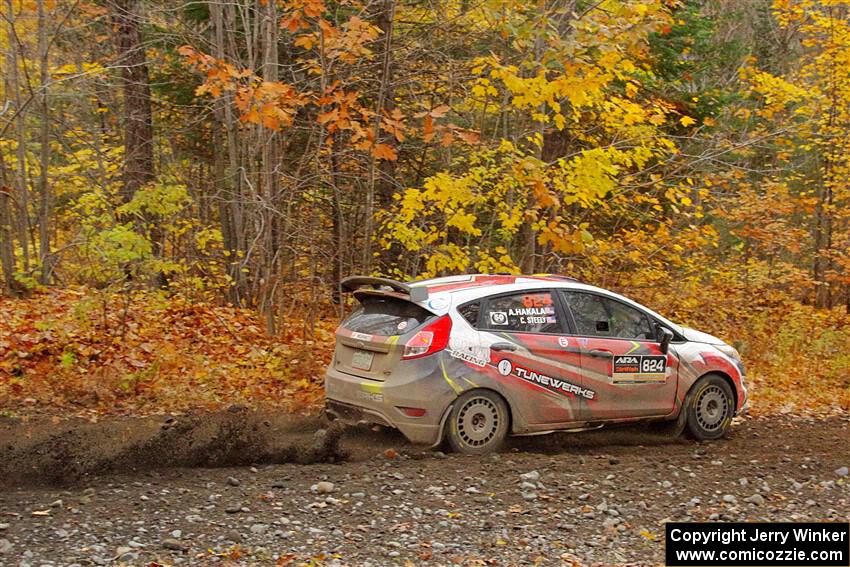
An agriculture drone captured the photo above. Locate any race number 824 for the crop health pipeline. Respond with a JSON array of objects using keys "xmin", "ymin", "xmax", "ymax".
[{"xmin": 640, "ymin": 356, "xmax": 666, "ymax": 373}]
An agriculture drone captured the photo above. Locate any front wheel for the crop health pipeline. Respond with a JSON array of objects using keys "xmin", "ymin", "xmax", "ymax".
[
  {"xmin": 684, "ymin": 374, "xmax": 734, "ymax": 441},
  {"xmin": 446, "ymin": 390, "xmax": 509, "ymax": 455}
]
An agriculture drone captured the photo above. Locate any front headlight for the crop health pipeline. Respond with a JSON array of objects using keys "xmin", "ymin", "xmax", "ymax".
[{"xmin": 716, "ymin": 344, "xmax": 745, "ymax": 376}]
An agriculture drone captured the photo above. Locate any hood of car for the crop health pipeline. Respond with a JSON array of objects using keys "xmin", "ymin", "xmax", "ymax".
[{"xmin": 680, "ymin": 326, "xmax": 726, "ymax": 345}]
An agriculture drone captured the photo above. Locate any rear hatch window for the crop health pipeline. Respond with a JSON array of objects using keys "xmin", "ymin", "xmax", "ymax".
[
  {"xmin": 343, "ymin": 296, "xmax": 431, "ymax": 336},
  {"xmin": 335, "ymin": 296, "xmax": 433, "ymax": 381}
]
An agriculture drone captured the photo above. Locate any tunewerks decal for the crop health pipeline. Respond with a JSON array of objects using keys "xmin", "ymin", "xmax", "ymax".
[{"xmin": 497, "ymin": 359, "xmax": 595, "ymax": 399}]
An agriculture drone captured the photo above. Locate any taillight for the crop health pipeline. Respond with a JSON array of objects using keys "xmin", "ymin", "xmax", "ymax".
[{"xmin": 402, "ymin": 315, "xmax": 452, "ymax": 359}]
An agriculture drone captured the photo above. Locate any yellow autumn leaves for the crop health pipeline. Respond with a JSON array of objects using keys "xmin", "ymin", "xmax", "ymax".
[{"xmin": 379, "ymin": 0, "xmax": 681, "ymax": 278}]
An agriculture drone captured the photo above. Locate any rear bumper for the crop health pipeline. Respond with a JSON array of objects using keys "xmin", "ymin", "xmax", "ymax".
[{"xmin": 324, "ymin": 366, "xmax": 453, "ymax": 445}]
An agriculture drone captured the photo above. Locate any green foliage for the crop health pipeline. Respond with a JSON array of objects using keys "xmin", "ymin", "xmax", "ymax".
[
  {"xmin": 118, "ymin": 181, "xmax": 192, "ymax": 219},
  {"xmin": 71, "ymin": 181, "xmax": 191, "ymax": 287},
  {"xmin": 648, "ymin": 0, "xmax": 746, "ymax": 121}
]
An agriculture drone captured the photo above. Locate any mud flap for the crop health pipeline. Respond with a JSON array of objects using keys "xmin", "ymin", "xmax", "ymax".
[
  {"xmin": 429, "ymin": 402, "xmax": 454, "ymax": 449},
  {"xmin": 671, "ymin": 401, "xmax": 688, "ymax": 437}
]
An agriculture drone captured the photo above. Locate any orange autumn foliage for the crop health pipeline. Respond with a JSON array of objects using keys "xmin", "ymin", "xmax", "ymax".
[{"xmin": 0, "ymin": 288, "xmax": 333, "ymax": 417}]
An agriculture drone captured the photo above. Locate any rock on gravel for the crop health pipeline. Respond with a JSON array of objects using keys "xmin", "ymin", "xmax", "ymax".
[
  {"xmin": 162, "ymin": 538, "xmax": 189, "ymax": 552},
  {"xmin": 744, "ymin": 494, "xmax": 765, "ymax": 505},
  {"xmin": 519, "ymin": 470, "xmax": 540, "ymax": 482},
  {"xmin": 312, "ymin": 481, "xmax": 335, "ymax": 494},
  {"xmin": 835, "ymin": 466, "xmax": 849, "ymax": 477}
]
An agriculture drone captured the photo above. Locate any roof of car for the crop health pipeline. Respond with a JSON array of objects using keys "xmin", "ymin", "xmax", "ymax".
[
  {"xmin": 408, "ymin": 273, "xmax": 580, "ymax": 294},
  {"xmin": 406, "ymin": 273, "xmax": 683, "ymax": 333}
]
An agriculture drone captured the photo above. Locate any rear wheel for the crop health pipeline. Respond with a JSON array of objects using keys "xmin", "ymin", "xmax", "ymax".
[
  {"xmin": 446, "ymin": 390, "xmax": 509, "ymax": 455},
  {"xmin": 684, "ymin": 374, "xmax": 734, "ymax": 441}
]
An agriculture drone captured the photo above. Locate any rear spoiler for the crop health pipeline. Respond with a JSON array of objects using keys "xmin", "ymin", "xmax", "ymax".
[{"xmin": 340, "ymin": 276, "xmax": 429, "ymax": 302}]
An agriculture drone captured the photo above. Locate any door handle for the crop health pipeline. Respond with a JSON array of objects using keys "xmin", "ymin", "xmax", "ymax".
[
  {"xmin": 491, "ymin": 342, "xmax": 517, "ymax": 352},
  {"xmin": 588, "ymin": 349, "xmax": 613, "ymax": 358}
]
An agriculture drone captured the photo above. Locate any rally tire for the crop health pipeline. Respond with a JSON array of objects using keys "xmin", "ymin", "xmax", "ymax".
[
  {"xmin": 446, "ymin": 390, "xmax": 509, "ymax": 455},
  {"xmin": 684, "ymin": 374, "xmax": 734, "ymax": 441}
]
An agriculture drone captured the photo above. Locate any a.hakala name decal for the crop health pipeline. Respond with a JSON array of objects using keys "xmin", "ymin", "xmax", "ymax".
[
  {"xmin": 497, "ymin": 359, "xmax": 595, "ymax": 399},
  {"xmin": 489, "ymin": 304, "xmax": 557, "ymax": 326},
  {"xmin": 612, "ymin": 354, "xmax": 667, "ymax": 383}
]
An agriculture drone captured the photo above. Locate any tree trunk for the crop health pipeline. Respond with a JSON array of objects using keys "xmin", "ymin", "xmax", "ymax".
[
  {"xmin": 0, "ymin": 154, "xmax": 21, "ymax": 296},
  {"xmin": 812, "ymin": 181, "xmax": 833, "ymax": 309},
  {"xmin": 5, "ymin": 0, "xmax": 30, "ymax": 273},
  {"xmin": 114, "ymin": 0, "xmax": 155, "ymax": 203},
  {"xmin": 260, "ymin": 0, "xmax": 279, "ymax": 334},
  {"xmin": 37, "ymin": 0, "xmax": 53, "ymax": 284},
  {"xmin": 375, "ymin": 0, "xmax": 397, "ymax": 207},
  {"xmin": 330, "ymin": 130, "xmax": 346, "ymax": 311},
  {"xmin": 210, "ymin": 0, "xmax": 247, "ymax": 305},
  {"xmin": 362, "ymin": 0, "xmax": 396, "ymax": 272}
]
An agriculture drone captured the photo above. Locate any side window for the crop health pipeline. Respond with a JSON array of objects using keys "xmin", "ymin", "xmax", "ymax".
[
  {"xmin": 482, "ymin": 291, "xmax": 562, "ymax": 333},
  {"xmin": 606, "ymin": 299, "xmax": 655, "ymax": 340},
  {"xmin": 562, "ymin": 291, "xmax": 655, "ymax": 340},
  {"xmin": 458, "ymin": 301, "xmax": 480, "ymax": 326},
  {"xmin": 564, "ymin": 292, "xmax": 610, "ymax": 336}
]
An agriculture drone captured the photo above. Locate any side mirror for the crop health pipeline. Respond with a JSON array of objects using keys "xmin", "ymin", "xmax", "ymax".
[{"xmin": 658, "ymin": 327, "xmax": 674, "ymax": 354}]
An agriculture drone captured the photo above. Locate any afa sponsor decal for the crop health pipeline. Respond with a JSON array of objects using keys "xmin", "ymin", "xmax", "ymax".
[
  {"xmin": 612, "ymin": 354, "xmax": 667, "ymax": 383},
  {"xmin": 351, "ymin": 332, "xmax": 373, "ymax": 341},
  {"xmin": 497, "ymin": 359, "xmax": 595, "ymax": 399},
  {"xmin": 448, "ymin": 349, "xmax": 488, "ymax": 368}
]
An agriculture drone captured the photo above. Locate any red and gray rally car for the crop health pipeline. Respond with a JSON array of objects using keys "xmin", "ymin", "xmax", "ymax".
[{"xmin": 325, "ymin": 274, "xmax": 748, "ymax": 454}]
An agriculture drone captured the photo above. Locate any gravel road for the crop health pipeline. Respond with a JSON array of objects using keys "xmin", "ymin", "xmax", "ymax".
[{"xmin": 0, "ymin": 414, "xmax": 848, "ymax": 566}]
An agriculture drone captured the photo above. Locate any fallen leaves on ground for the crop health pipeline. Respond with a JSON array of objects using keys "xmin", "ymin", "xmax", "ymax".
[{"xmin": 0, "ymin": 287, "xmax": 332, "ymax": 417}]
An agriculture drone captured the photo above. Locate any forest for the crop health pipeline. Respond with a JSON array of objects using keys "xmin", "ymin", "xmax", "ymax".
[{"xmin": 1, "ymin": 0, "xmax": 849, "ymax": 417}]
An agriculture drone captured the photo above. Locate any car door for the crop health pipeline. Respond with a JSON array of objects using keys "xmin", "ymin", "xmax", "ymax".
[
  {"xmin": 476, "ymin": 289, "xmax": 591, "ymax": 425},
  {"xmin": 559, "ymin": 290, "xmax": 678, "ymax": 420}
]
